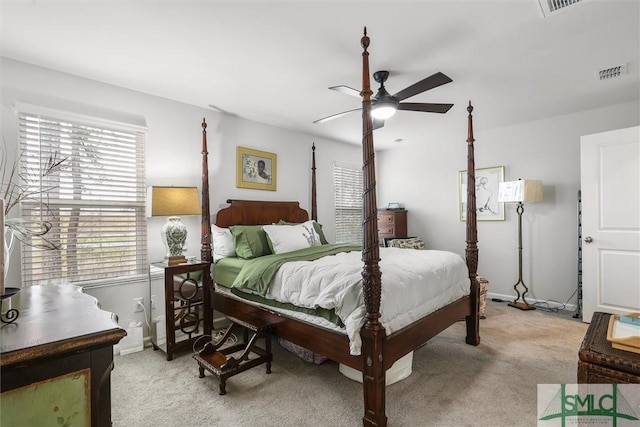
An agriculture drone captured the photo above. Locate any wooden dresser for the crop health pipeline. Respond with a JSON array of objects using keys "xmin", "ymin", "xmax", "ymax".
[
  {"xmin": 1, "ymin": 284, "xmax": 126, "ymax": 427},
  {"xmin": 377, "ymin": 208, "xmax": 408, "ymax": 246}
]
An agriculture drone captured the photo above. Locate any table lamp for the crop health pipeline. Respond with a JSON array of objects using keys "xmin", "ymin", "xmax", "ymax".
[
  {"xmin": 147, "ymin": 186, "xmax": 201, "ymax": 265},
  {"xmin": 498, "ymin": 179, "xmax": 543, "ymax": 310}
]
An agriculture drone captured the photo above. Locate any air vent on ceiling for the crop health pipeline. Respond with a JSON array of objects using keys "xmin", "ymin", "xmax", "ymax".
[
  {"xmin": 595, "ymin": 63, "xmax": 628, "ymax": 81},
  {"xmin": 538, "ymin": 0, "xmax": 583, "ymax": 17}
]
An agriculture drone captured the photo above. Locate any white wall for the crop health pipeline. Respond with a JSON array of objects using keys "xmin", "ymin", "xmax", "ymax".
[
  {"xmin": 377, "ymin": 101, "xmax": 639, "ymax": 308},
  {"xmin": 4, "ymin": 55, "xmax": 638, "ymax": 328},
  {"xmin": 1, "ymin": 57, "xmax": 361, "ymax": 329}
]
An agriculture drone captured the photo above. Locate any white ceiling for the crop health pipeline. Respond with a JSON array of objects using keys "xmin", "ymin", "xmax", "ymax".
[{"xmin": 2, "ymin": 0, "xmax": 639, "ymax": 150}]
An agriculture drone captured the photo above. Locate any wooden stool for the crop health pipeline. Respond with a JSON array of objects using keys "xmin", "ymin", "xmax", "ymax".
[{"xmin": 193, "ymin": 311, "xmax": 274, "ymax": 395}]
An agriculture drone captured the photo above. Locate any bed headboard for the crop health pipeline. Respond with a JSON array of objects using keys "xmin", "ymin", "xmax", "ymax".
[
  {"xmin": 199, "ymin": 120, "xmax": 318, "ymax": 263},
  {"xmin": 215, "ymin": 199, "xmax": 309, "ymax": 228}
]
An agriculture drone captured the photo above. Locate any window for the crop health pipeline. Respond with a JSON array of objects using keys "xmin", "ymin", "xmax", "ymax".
[
  {"xmin": 334, "ymin": 162, "xmax": 363, "ymax": 245},
  {"xmin": 18, "ymin": 112, "xmax": 147, "ymax": 286}
]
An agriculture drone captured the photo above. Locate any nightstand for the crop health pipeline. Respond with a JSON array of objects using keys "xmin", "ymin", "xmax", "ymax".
[{"xmin": 149, "ymin": 261, "xmax": 213, "ymax": 361}]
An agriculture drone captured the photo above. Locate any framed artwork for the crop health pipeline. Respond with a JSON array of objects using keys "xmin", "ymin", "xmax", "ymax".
[
  {"xmin": 459, "ymin": 166, "xmax": 505, "ymax": 221},
  {"xmin": 236, "ymin": 146, "xmax": 277, "ymax": 191}
]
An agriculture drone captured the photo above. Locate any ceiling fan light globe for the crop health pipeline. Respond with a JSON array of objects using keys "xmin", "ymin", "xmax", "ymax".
[{"xmin": 371, "ymin": 105, "xmax": 397, "ymax": 120}]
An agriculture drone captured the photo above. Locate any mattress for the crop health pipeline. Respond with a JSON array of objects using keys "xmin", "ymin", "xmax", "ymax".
[
  {"xmin": 215, "ymin": 284, "xmax": 346, "ymax": 335},
  {"xmin": 214, "ymin": 246, "xmax": 470, "ymax": 355}
]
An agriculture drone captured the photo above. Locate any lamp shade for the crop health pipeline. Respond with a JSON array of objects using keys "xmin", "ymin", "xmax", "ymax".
[
  {"xmin": 498, "ymin": 180, "xmax": 543, "ymax": 203},
  {"xmin": 146, "ymin": 186, "xmax": 201, "ymax": 217},
  {"xmin": 372, "ymin": 101, "xmax": 398, "ymax": 120}
]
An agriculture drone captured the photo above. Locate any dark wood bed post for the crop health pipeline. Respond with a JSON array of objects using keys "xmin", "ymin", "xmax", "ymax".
[
  {"xmin": 464, "ymin": 102, "xmax": 481, "ymax": 346},
  {"xmin": 200, "ymin": 118, "xmax": 212, "ymax": 264},
  {"xmin": 200, "ymin": 118, "xmax": 214, "ymax": 336},
  {"xmin": 359, "ymin": 28, "xmax": 387, "ymax": 427},
  {"xmin": 311, "ymin": 143, "xmax": 317, "ymax": 222}
]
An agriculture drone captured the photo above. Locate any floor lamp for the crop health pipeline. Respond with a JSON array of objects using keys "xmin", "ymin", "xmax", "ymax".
[{"xmin": 498, "ymin": 179, "xmax": 543, "ymax": 310}]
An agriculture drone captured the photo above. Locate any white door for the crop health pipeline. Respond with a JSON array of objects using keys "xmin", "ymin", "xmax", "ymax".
[{"xmin": 581, "ymin": 126, "xmax": 640, "ymax": 323}]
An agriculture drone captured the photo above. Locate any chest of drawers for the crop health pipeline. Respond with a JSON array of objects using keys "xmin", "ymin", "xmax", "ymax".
[
  {"xmin": 377, "ymin": 209, "xmax": 407, "ymax": 246},
  {"xmin": 1, "ymin": 285, "xmax": 126, "ymax": 426}
]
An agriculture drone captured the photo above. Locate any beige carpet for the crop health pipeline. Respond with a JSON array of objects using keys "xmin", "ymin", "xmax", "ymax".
[{"xmin": 111, "ymin": 301, "xmax": 588, "ymax": 427}]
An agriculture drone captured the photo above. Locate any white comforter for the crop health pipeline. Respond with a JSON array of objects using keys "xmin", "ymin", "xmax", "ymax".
[{"xmin": 264, "ymin": 247, "xmax": 470, "ymax": 355}]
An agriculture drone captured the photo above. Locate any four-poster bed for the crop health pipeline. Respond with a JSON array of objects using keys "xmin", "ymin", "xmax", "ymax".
[{"xmin": 199, "ymin": 29, "xmax": 480, "ymax": 427}]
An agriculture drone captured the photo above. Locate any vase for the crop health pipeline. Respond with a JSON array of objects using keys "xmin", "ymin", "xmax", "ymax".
[
  {"xmin": 3, "ymin": 226, "xmax": 14, "ymax": 288},
  {"xmin": 161, "ymin": 216, "xmax": 187, "ymax": 258},
  {"xmin": 1, "ymin": 198, "xmax": 5, "ymax": 294}
]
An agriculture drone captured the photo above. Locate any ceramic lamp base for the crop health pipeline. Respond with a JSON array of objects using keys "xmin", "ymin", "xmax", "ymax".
[{"xmin": 161, "ymin": 216, "xmax": 188, "ymax": 260}]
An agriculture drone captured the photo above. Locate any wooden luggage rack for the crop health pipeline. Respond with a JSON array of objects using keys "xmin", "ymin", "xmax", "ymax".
[{"xmin": 193, "ymin": 311, "xmax": 275, "ymax": 395}]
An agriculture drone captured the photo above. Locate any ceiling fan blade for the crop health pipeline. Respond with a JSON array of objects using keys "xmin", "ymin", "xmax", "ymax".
[
  {"xmin": 398, "ymin": 102, "xmax": 454, "ymax": 114},
  {"xmin": 393, "ymin": 72, "xmax": 453, "ymax": 102},
  {"xmin": 313, "ymin": 107, "xmax": 362, "ymax": 124},
  {"xmin": 329, "ymin": 85, "xmax": 361, "ymax": 98}
]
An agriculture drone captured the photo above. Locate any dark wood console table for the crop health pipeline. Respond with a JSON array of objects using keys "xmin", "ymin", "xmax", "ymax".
[{"xmin": 1, "ymin": 284, "xmax": 126, "ymax": 427}]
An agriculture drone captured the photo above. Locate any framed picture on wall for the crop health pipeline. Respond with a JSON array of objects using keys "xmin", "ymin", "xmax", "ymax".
[
  {"xmin": 236, "ymin": 146, "xmax": 277, "ymax": 191},
  {"xmin": 459, "ymin": 166, "xmax": 505, "ymax": 221}
]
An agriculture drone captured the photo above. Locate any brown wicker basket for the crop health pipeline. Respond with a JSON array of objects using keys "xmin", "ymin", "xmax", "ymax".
[
  {"xmin": 578, "ymin": 312, "xmax": 640, "ymax": 384},
  {"xmin": 477, "ymin": 276, "xmax": 488, "ymax": 319}
]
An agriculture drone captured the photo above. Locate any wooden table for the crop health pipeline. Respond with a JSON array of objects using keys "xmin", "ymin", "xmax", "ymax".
[
  {"xmin": 578, "ymin": 312, "xmax": 640, "ymax": 383},
  {"xmin": 1, "ymin": 284, "xmax": 126, "ymax": 427}
]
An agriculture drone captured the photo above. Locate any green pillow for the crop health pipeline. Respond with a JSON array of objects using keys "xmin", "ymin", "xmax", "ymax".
[
  {"xmin": 277, "ymin": 219, "xmax": 329, "ymax": 245},
  {"xmin": 230, "ymin": 225, "xmax": 272, "ymax": 259}
]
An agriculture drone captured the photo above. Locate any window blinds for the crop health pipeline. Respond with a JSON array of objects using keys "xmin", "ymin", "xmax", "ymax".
[
  {"xmin": 17, "ymin": 112, "xmax": 148, "ymax": 285},
  {"xmin": 333, "ymin": 162, "xmax": 363, "ymax": 245}
]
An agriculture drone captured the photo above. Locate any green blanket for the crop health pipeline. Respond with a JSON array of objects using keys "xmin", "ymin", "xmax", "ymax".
[{"xmin": 231, "ymin": 243, "xmax": 361, "ymax": 296}]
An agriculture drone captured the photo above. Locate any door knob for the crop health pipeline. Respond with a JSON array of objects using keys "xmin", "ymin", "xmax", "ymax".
[{"xmin": 584, "ymin": 236, "xmax": 593, "ymax": 243}]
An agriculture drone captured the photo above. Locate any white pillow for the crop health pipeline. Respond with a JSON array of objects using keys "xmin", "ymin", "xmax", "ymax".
[
  {"xmin": 212, "ymin": 224, "xmax": 236, "ymax": 262},
  {"xmin": 262, "ymin": 220, "xmax": 321, "ymax": 254}
]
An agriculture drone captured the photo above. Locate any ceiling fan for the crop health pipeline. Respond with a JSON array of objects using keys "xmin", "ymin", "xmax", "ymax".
[{"xmin": 313, "ymin": 70, "xmax": 454, "ymax": 129}]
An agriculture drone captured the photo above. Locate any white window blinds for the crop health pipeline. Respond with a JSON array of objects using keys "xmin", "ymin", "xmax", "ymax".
[
  {"xmin": 334, "ymin": 162, "xmax": 363, "ymax": 245},
  {"xmin": 18, "ymin": 112, "xmax": 148, "ymax": 285}
]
